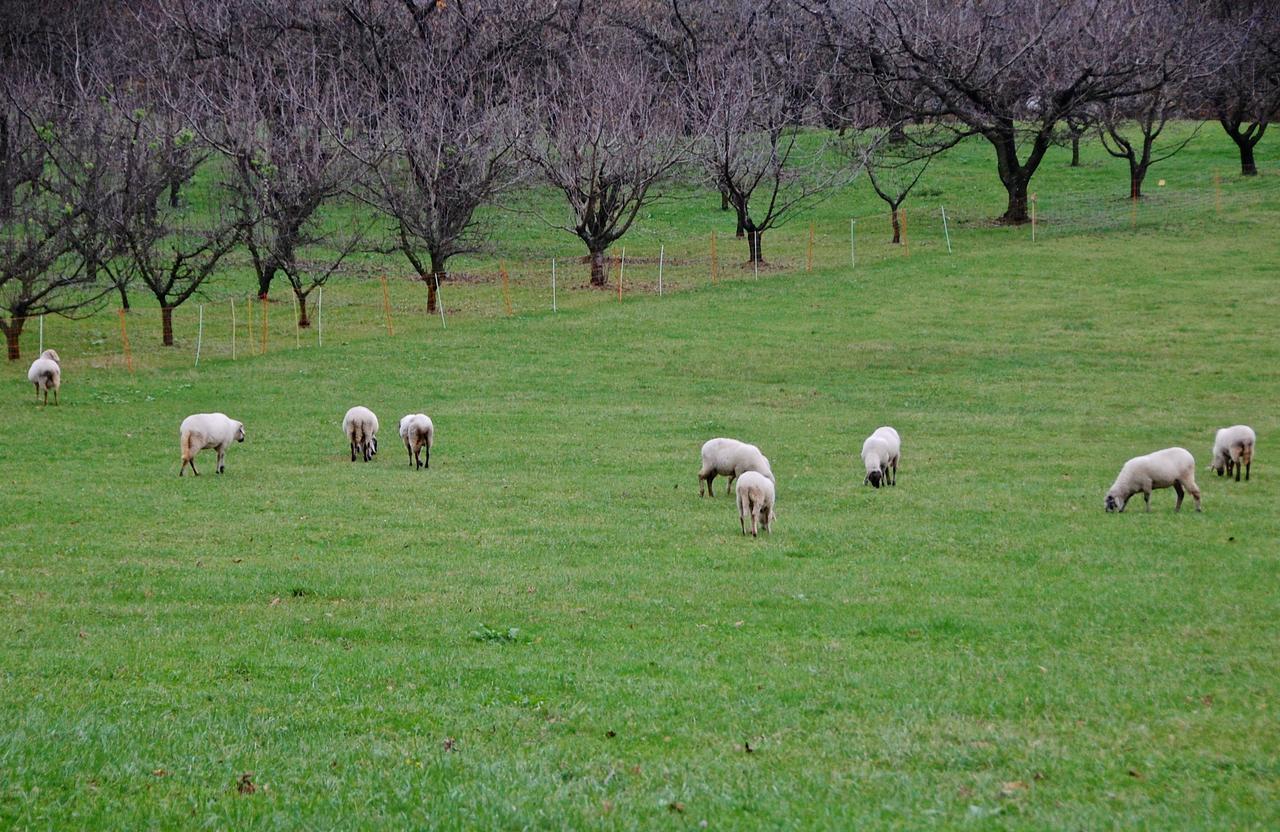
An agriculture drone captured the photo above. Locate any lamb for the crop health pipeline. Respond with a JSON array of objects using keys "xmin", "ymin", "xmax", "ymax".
[
  {"xmin": 736, "ymin": 471, "xmax": 776, "ymax": 537},
  {"xmin": 26, "ymin": 349, "xmax": 61, "ymax": 406},
  {"xmin": 179, "ymin": 412, "xmax": 245, "ymax": 476},
  {"xmin": 398, "ymin": 413, "xmax": 435, "ymax": 469},
  {"xmin": 860, "ymin": 426, "xmax": 900, "ymax": 488},
  {"xmin": 698, "ymin": 437, "xmax": 774, "ymax": 497},
  {"xmin": 1104, "ymin": 447, "xmax": 1201, "ymax": 513},
  {"xmin": 343, "ymin": 406, "xmax": 379, "ymax": 462},
  {"xmin": 1211, "ymin": 425, "xmax": 1256, "ymax": 482}
]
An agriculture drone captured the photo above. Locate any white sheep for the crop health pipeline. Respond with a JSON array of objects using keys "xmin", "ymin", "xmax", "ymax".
[
  {"xmin": 179, "ymin": 412, "xmax": 245, "ymax": 476},
  {"xmin": 698, "ymin": 437, "xmax": 774, "ymax": 497},
  {"xmin": 398, "ymin": 413, "xmax": 435, "ymax": 469},
  {"xmin": 27, "ymin": 349, "xmax": 61, "ymax": 406},
  {"xmin": 860, "ymin": 426, "xmax": 901, "ymax": 488},
  {"xmin": 1211, "ymin": 425, "xmax": 1256, "ymax": 482},
  {"xmin": 1105, "ymin": 447, "xmax": 1201, "ymax": 513},
  {"xmin": 736, "ymin": 471, "xmax": 776, "ymax": 537},
  {"xmin": 343, "ymin": 406, "xmax": 379, "ymax": 462}
]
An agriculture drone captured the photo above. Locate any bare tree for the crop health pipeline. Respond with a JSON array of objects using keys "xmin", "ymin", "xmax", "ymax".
[
  {"xmin": 845, "ymin": 125, "xmax": 930, "ymax": 244},
  {"xmin": 524, "ymin": 47, "xmax": 685, "ymax": 285},
  {"xmin": 1200, "ymin": 2, "xmax": 1280, "ymax": 177},
  {"xmin": 863, "ymin": 0, "xmax": 1155, "ymax": 223},
  {"xmin": 687, "ymin": 49, "xmax": 838, "ymax": 263},
  {"xmin": 192, "ymin": 46, "xmax": 363, "ymax": 324},
  {"xmin": 0, "ymin": 73, "xmax": 110, "ymax": 360},
  {"xmin": 114, "ymin": 105, "xmax": 239, "ymax": 346},
  {"xmin": 1097, "ymin": 3, "xmax": 1212, "ymax": 199}
]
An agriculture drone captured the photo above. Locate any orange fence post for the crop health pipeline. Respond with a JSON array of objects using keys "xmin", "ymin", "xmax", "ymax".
[
  {"xmin": 617, "ymin": 247, "xmax": 625, "ymax": 302},
  {"xmin": 500, "ymin": 264, "xmax": 513, "ymax": 316},
  {"xmin": 246, "ymin": 297, "xmax": 255, "ymax": 354},
  {"xmin": 230, "ymin": 298, "xmax": 237, "ymax": 360},
  {"xmin": 711, "ymin": 231, "xmax": 718, "ymax": 285},
  {"xmin": 806, "ymin": 221, "xmax": 814, "ymax": 271},
  {"xmin": 381, "ymin": 276, "xmax": 395, "ymax": 334},
  {"xmin": 117, "ymin": 309, "xmax": 134, "ymax": 374},
  {"xmin": 1031, "ymin": 194, "xmax": 1037, "ymax": 242},
  {"xmin": 261, "ymin": 296, "xmax": 269, "ymax": 354},
  {"xmin": 1130, "ymin": 194, "xmax": 1137, "ymax": 231},
  {"xmin": 901, "ymin": 208, "xmax": 910, "ymax": 257}
]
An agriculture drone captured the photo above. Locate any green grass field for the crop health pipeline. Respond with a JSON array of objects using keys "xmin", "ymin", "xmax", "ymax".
[{"xmin": 3, "ymin": 127, "xmax": 1279, "ymax": 829}]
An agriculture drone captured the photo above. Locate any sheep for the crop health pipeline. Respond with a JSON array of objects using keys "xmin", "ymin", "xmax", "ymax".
[
  {"xmin": 1211, "ymin": 425, "xmax": 1256, "ymax": 482},
  {"xmin": 179, "ymin": 412, "xmax": 245, "ymax": 476},
  {"xmin": 736, "ymin": 471, "xmax": 776, "ymax": 537},
  {"xmin": 860, "ymin": 426, "xmax": 900, "ymax": 488},
  {"xmin": 343, "ymin": 406, "xmax": 379, "ymax": 462},
  {"xmin": 698, "ymin": 437, "xmax": 774, "ymax": 497},
  {"xmin": 398, "ymin": 413, "xmax": 435, "ymax": 469},
  {"xmin": 1104, "ymin": 447, "xmax": 1201, "ymax": 513},
  {"xmin": 27, "ymin": 349, "xmax": 61, "ymax": 406}
]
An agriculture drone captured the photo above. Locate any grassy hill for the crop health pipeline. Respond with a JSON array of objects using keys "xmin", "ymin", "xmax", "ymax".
[{"xmin": 2, "ymin": 125, "xmax": 1278, "ymax": 829}]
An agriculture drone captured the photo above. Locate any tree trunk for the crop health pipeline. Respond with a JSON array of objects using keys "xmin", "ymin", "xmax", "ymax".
[
  {"xmin": 3, "ymin": 320, "xmax": 23, "ymax": 361},
  {"xmin": 161, "ymin": 305, "xmax": 175, "ymax": 346},
  {"xmin": 1239, "ymin": 142, "xmax": 1257, "ymax": 176},
  {"xmin": 296, "ymin": 291, "xmax": 311, "ymax": 328},
  {"xmin": 118, "ymin": 283, "xmax": 131, "ymax": 310},
  {"xmin": 168, "ymin": 177, "xmax": 181, "ymax": 208},
  {"xmin": 258, "ymin": 264, "xmax": 277, "ymax": 299},
  {"xmin": 1000, "ymin": 177, "xmax": 1030, "ymax": 224},
  {"xmin": 1130, "ymin": 162, "xmax": 1147, "ymax": 200},
  {"xmin": 1221, "ymin": 120, "xmax": 1263, "ymax": 176},
  {"xmin": 735, "ymin": 205, "xmax": 746, "ymax": 238},
  {"xmin": 1070, "ymin": 135, "xmax": 1081, "ymax": 167},
  {"xmin": 720, "ymin": 190, "xmax": 729, "ymax": 211},
  {"xmin": 427, "ymin": 251, "xmax": 448, "ymax": 313},
  {"xmin": 589, "ymin": 248, "xmax": 607, "ymax": 287},
  {"xmin": 746, "ymin": 228, "xmax": 763, "ymax": 263},
  {"xmin": 890, "ymin": 208, "xmax": 901, "ymax": 244}
]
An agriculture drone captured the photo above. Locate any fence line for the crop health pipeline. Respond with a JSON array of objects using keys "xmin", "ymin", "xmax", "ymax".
[{"xmin": 6, "ymin": 167, "xmax": 1276, "ymax": 373}]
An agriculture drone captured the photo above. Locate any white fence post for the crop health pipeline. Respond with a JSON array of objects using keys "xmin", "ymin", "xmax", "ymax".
[
  {"xmin": 658, "ymin": 245, "xmax": 664, "ymax": 296},
  {"xmin": 195, "ymin": 304, "xmax": 203, "ymax": 366},
  {"xmin": 941, "ymin": 206, "xmax": 953, "ymax": 254},
  {"xmin": 552, "ymin": 258, "xmax": 557, "ymax": 312}
]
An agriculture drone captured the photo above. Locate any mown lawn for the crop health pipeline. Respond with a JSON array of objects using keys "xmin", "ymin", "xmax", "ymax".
[{"xmin": 1, "ymin": 126, "xmax": 1278, "ymax": 829}]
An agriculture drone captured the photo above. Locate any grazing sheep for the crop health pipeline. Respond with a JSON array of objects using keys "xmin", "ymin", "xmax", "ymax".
[
  {"xmin": 698, "ymin": 437, "xmax": 774, "ymax": 497},
  {"xmin": 343, "ymin": 406, "xmax": 379, "ymax": 462},
  {"xmin": 860, "ymin": 426, "xmax": 901, "ymax": 488},
  {"xmin": 398, "ymin": 413, "xmax": 435, "ymax": 469},
  {"xmin": 1211, "ymin": 425, "xmax": 1256, "ymax": 482},
  {"xmin": 1105, "ymin": 447, "xmax": 1201, "ymax": 513},
  {"xmin": 736, "ymin": 471, "xmax": 776, "ymax": 537},
  {"xmin": 179, "ymin": 412, "xmax": 245, "ymax": 476},
  {"xmin": 27, "ymin": 349, "xmax": 61, "ymax": 406}
]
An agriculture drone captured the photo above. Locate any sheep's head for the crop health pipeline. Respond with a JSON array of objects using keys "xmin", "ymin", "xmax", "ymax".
[
  {"xmin": 866, "ymin": 470, "xmax": 883, "ymax": 488},
  {"xmin": 1104, "ymin": 493, "xmax": 1121, "ymax": 513},
  {"xmin": 235, "ymin": 422, "xmax": 245, "ymax": 443}
]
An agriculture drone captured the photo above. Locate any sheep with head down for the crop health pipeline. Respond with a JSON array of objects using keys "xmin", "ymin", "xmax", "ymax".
[
  {"xmin": 399, "ymin": 413, "xmax": 434, "ymax": 469},
  {"xmin": 1105, "ymin": 447, "xmax": 1201, "ymax": 513},
  {"xmin": 860, "ymin": 426, "xmax": 900, "ymax": 488},
  {"xmin": 1211, "ymin": 425, "xmax": 1256, "ymax": 482},
  {"xmin": 343, "ymin": 406, "xmax": 379, "ymax": 462},
  {"xmin": 698, "ymin": 438, "xmax": 773, "ymax": 497},
  {"xmin": 735, "ymin": 471, "xmax": 776, "ymax": 537},
  {"xmin": 27, "ymin": 349, "xmax": 61, "ymax": 406},
  {"xmin": 179, "ymin": 412, "xmax": 245, "ymax": 476}
]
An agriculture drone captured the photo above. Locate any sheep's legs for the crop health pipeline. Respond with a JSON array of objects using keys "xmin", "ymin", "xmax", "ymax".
[
  {"xmin": 406, "ymin": 443, "xmax": 414, "ymax": 468},
  {"xmin": 726, "ymin": 474, "xmax": 736, "ymax": 496},
  {"xmin": 350, "ymin": 441, "xmax": 357, "ymax": 462},
  {"xmin": 1187, "ymin": 481, "xmax": 1202, "ymax": 511},
  {"xmin": 181, "ymin": 457, "xmax": 200, "ymax": 477},
  {"xmin": 1173, "ymin": 481, "xmax": 1185, "ymax": 511},
  {"xmin": 1143, "ymin": 490, "xmax": 1151, "ymax": 512},
  {"xmin": 700, "ymin": 473, "xmax": 712, "ymax": 497},
  {"xmin": 424, "ymin": 446, "xmax": 429, "ymax": 469},
  {"xmin": 216, "ymin": 448, "xmax": 226, "ymax": 474}
]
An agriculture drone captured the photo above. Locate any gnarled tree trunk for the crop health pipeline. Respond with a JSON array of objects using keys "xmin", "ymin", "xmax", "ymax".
[
  {"xmin": 161, "ymin": 306, "xmax": 175, "ymax": 346},
  {"xmin": 1, "ymin": 318, "xmax": 24, "ymax": 360},
  {"xmin": 589, "ymin": 248, "xmax": 607, "ymax": 286}
]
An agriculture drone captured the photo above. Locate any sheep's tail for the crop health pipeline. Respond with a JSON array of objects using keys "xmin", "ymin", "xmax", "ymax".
[{"xmin": 181, "ymin": 430, "xmax": 201, "ymax": 461}]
